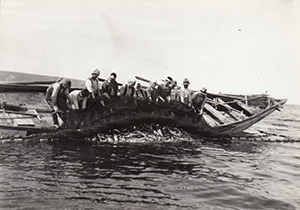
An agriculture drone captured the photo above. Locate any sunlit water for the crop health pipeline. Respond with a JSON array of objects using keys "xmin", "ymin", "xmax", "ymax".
[{"xmin": 0, "ymin": 105, "xmax": 300, "ymax": 210}]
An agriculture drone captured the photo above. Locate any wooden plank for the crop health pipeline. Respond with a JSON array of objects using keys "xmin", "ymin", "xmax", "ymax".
[
  {"xmin": 0, "ymin": 112, "xmax": 13, "ymax": 125},
  {"xmin": 202, "ymin": 113, "xmax": 220, "ymax": 127},
  {"xmin": 236, "ymin": 101, "xmax": 255, "ymax": 116},
  {"xmin": 0, "ymin": 124, "xmax": 57, "ymax": 132},
  {"xmin": 0, "ymin": 129, "xmax": 27, "ymax": 139},
  {"xmin": 204, "ymin": 103, "xmax": 232, "ymax": 124},
  {"xmin": 221, "ymin": 111, "xmax": 238, "ymax": 122},
  {"xmin": 14, "ymin": 119, "xmax": 35, "ymax": 126},
  {"xmin": 0, "ymin": 92, "xmax": 49, "ymax": 110},
  {"xmin": 216, "ymin": 98, "xmax": 246, "ymax": 120}
]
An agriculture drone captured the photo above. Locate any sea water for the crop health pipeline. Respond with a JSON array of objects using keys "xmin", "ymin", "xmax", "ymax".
[{"xmin": 0, "ymin": 104, "xmax": 299, "ymax": 210}]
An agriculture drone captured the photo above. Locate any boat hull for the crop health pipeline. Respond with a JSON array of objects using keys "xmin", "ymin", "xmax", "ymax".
[
  {"xmin": 60, "ymin": 97, "xmax": 286, "ymax": 138},
  {"xmin": 0, "ymin": 72, "xmax": 287, "ymax": 139}
]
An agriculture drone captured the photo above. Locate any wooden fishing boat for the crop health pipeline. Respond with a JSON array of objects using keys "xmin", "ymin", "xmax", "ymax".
[
  {"xmin": 0, "ymin": 71, "xmax": 287, "ymax": 139},
  {"xmin": 0, "ymin": 82, "xmax": 58, "ymax": 138}
]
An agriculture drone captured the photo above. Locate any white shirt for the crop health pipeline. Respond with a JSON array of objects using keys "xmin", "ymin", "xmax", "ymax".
[
  {"xmin": 69, "ymin": 90, "xmax": 87, "ymax": 109},
  {"xmin": 180, "ymin": 88, "xmax": 192, "ymax": 104},
  {"xmin": 85, "ymin": 78, "xmax": 100, "ymax": 94}
]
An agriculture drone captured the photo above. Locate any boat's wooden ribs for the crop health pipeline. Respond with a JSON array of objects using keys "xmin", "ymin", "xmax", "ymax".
[
  {"xmin": 236, "ymin": 101, "xmax": 255, "ymax": 116},
  {"xmin": 202, "ymin": 113, "xmax": 220, "ymax": 127},
  {"xmin": 204, "ymin": 103, "xmax": 233, "ymax": 125},
  {"xmin": 215, "ymin": 98, "xmax": 245, "ymax": 121}
]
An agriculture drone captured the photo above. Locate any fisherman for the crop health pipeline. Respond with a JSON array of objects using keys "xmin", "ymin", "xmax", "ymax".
[
  {"xmin": 45, "ymin": 78, "xmax": 74, "ymax": 126},
  {"xmin": 179, "ymin": 78, "xmax": 193, "ymax": 106},
  {"xmin": 85, "ymin": 69, "xmax": 101, "ymax": 98},
  {"xmin": 120, "ymin": 79, "xmax": 136, "ymax": 97},
  {"xmin": 69, "ymin": 89, "xmax": 89, "ymax": 110},
  {"xmin": 135, "ymin": 83, "xmax": 146, "ymax": 100},
  {"xmin": 84, "ymin": 69, "xmax": 106, "ymax": 109},
  {"xmin": 146, "ymin": 81, "xmax": 163, "ymax": 102},
  {"xmin": 159, "ymin": 76, "xmax": 174, "ymax": 101},
  {"xmin": 192, "ymin": 87, "xmax": 207, "ymax": 114},
  {"xmin": 101, "ymin": 72, "xmax": 119, "ymax": 99},
  {"xmin": 170, "ymin": 81, "xmax": 180, "ymax": 101}
]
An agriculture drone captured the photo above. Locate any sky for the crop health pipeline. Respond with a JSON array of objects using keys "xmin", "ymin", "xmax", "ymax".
[{"xmin": 0, "ymin": 0, "xmax": 299, "ymax": 104}]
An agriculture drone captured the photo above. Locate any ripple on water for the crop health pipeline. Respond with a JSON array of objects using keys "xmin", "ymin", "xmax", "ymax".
[{"xmin": 0, "ymin": 105, "xmax": 300, "ymax": 209}]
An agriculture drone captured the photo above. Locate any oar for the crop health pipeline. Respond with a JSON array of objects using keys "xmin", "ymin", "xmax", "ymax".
[
  {"xmin": 97, "ymin": 77, "xmax": 148, "ymax": 89},
  {"xmin": 136, "ymin": 76, "xmax": 180, "ymax": 89},
  {"xmin": 135, "ymin": 76, "xmax": 151, "ymax": 83},
  {"xmin": 34, "ymin": 108, "xmax": 53, "ymax": 113},
  {"xmin": 97, "ymin": 78, "xmax": 123, "ymax": 86}
]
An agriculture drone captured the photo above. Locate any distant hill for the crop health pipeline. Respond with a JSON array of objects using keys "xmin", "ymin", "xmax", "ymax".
[{"xmin": 0, "ymin": 70, "xmax": 85, "ymax": 88}]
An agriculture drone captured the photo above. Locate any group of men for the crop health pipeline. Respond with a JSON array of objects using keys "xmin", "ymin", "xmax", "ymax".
[{"xmin": 45, "ymin": 69, "xmax": 207, "ymax": 126}]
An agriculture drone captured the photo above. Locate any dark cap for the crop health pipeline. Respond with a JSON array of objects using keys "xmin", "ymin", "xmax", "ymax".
[
  {"xmin": 110, "ymin": 72, "xmax": 117, "ymax": 78},
  {"xmin": 166, "ymin": 76, "xmax": 173, "ymax": 82}
]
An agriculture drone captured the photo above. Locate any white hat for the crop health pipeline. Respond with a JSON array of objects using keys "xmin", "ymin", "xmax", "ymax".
[
  {"xmin": 92, "ymin": 69, "xmax": 100, "ymax": 75},
  {"xmin": 128, "ymin": 79, "xmax": 136, "ymax": 86},
  {"xmin": 128, "ymin": 78, "xmax": 136, "ymax": 83},
  {"xmin": 183, "ymin": 78, "xmax": 190, "ymax": 84}
]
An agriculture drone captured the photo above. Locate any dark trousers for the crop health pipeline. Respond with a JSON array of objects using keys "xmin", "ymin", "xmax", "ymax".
[{"xmin": 47, "ymin": 94, "xmax": 68, "ymax": 126}]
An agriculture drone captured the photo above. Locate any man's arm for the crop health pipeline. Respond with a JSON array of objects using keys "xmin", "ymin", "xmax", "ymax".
[
  {"xmin": 51, "ymin": 83, "xmax": 60, "ymax": 106},
  {"xmin": 119, "ymin": 85, "xmax": 126, "ymax": 95},
  {"xmin": 100, "ymin": 81, "xmax": 110, "ymax": 98},
  {"xmin": 188, "ymin": 90, "xmax": 193, "ymax": 106},
  {"xmin": 72, "ymin": 96, "xmax": 79, "ymax": 110},
  {"xmin": 82, "ymin": 97, "xmax": 87, "ymax": 109},
  {"xmin": 179, "ymin": 90, "xmax": 185, "ymax": 103},
  {"xmin": 64, "ymin": 89, "xmax": 74, "ymax": 106}
]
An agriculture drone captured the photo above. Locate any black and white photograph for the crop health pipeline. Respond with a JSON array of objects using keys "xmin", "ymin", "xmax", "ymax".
[{"xmin": 0, "ymin": 0, "xmax": 299, "ymax": 209}]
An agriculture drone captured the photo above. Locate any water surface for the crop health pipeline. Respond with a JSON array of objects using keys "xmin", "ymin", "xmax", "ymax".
[{"xmin": 0, "ymin": 105, "xmax": 299, "ymax": 210}]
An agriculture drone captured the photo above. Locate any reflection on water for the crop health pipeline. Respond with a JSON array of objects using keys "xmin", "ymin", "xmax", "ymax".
[
  {"xmin": 0, "ymin": 105, "xmax": 300, "ymax": 210},
  {"xmin": 1, "ymin": 140, "xmax": 299, "ymax": 210}
]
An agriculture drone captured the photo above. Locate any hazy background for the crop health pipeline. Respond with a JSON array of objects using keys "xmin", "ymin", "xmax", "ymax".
[{"xmin": 0, "ymin": 0, "xmax": 299, "ymax": 104}]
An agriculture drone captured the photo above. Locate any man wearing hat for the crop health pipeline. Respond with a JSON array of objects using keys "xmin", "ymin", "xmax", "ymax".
[
  {"xmin": 46, "ymin": 78, "xmax": 74, "ymax": 126},
  {"xmin": 170, "ymin": 81, "xmax": 180, "ymax": 101},
  {"xmin": 191, "ymin": 87, "xmax": 207, "ymax": 114},
  {"xmin": 159, "ymin": 76, "xmax": 174, "ymax": 101},
  {"xmin": 120, "ymin": 79, "xmax": 136, "ymax": 97},
  {"xmin": 179, "ymin": 78, "xmax": 193, "ymax": 106},
  {"xmin": 85, "ymin": 69, "xmax": 101, "ymax": 99},
  {"xmin": 146, "ymin": 81, "xmax": 163, "ymax": 102},
  {"xmin": 135, "ymin": 83, "xmax": 146, "ymax": 100},
  {"xmin": 101, "ymin": 72, "xmax": 119, "ymax": 99},
  {"xmin": 84, "ymin": 69, "xmax": 103, "ymax": 109}
]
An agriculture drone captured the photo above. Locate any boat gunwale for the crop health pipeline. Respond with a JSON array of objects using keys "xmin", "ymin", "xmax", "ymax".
[{"xmin": 211, "ymin": 99, "xmax": 287, "ymax": 134}]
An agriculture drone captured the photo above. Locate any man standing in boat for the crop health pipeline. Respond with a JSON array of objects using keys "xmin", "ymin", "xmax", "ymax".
[
  {"xmin": 85, "ymin": 69, "xmax": 104, "ymax": 109},
  {"xmin": 179, "ymin": 78, "xmax": 193, "ymax": 106},
  {"xmin": 170, "ymin": 81, "xmax": 180, "ymax": 101},
  {"xmin": 146, "ymin": 81, "xmax": 163, "ymax": 102},
  {"xmin": 159, "ymin": 76, "xmax": 174, "ymax": 101},
  {"xmin": 85, "ymin": 69, "xmax": 101, "ymax": 98},
  {"xmin": 135, "ymin": 83, "xmax": 146, "ymax": 100},
  {"xmin": 119, "ymin": 79, "xmax": 136, "ymax": 97},
  {"xmin": 101, "ymin": 72, "xmax": 119, "ymax": 99},
  {"xmin": 45, "ymin": 78, "xmax": 74, "ymax": 127},
  {"xmin": 191, "ymin": 88, "xmax": 207, "ymax": 114}
]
